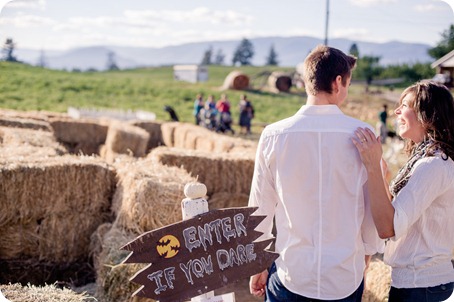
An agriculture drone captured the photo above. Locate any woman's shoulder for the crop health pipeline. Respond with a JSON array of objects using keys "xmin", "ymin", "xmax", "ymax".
[{"xmin": 414, "ymin": 154, "xmax": 454, "ymax": 174}]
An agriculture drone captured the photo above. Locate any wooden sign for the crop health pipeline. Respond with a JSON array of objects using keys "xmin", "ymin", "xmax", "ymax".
[{"xmin": 121, "ymin": 206, "xmax": 278, "ymax": 302}]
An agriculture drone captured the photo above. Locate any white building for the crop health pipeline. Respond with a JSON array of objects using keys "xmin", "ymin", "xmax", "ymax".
[{"xmin": 173, "ymin": 65, "xmax": 208, "ymax": 83}]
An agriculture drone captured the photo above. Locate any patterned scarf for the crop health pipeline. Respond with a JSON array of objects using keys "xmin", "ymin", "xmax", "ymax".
[{"xmin": 389, "ymin": 140, "xmax": 433, "ymax": 197}]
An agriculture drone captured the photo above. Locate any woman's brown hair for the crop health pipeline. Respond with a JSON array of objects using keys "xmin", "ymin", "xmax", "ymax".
[{"xmin": 399, "ymin": 80, "xmax": 454, "ymax": 160}]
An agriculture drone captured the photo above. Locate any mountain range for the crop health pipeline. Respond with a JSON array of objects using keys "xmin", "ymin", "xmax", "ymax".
[{"xmin": 14, "ymin": 36, "xmax": 434, "ymax": 71}]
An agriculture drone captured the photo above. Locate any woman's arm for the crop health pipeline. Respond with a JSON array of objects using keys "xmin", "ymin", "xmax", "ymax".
[{"xmin": 352, "ymin": 127, "xmax": 395, "ymax": 239}]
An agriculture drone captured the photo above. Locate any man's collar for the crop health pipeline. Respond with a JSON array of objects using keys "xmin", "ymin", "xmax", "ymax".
[{"xmin": 296, "ymin": 104, "xmax": 343, "ymax": 115}]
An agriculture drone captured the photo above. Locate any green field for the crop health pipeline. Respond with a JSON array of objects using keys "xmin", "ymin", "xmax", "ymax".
[
  {"xmin": 0, "ymin": 62, "xmax": 300, "ymax": 122},
  {"xmin": 0, "ymin": 61, "xmax": 401, "ymax": 135}
]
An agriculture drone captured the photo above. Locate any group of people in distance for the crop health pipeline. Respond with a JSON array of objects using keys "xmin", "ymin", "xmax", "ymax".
[
  {"xmin": 248, "ymin": 45, "xmax": 454, "ymax": 302},
  {"xmin": 193, "ymin": 93, "xmax": 254, "ymax": 135}
]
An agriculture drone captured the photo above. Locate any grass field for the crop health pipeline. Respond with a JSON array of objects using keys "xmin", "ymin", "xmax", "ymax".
[
  {"xmin": 0, "ymin": 61, "xmax": 401, "ymax": 130},
  {"xmin": 0, "ymin": 62, "xmax": 304, "ymax": 127}
]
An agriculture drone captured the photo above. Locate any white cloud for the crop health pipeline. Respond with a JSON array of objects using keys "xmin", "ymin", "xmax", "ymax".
[
  {"xmin": 414, "ymin": 3, "xmax": 441, "ymax": 11},
  {"xmin": 123, "ymin": 7, "xmax": 253, "ymax": 26},
  {"xmin": 0, "ymin": 13, "xmax": 55, "ymax": 27},
  {"xmin": 5, "ymin": 0, "xmax": 46, "ymax": 9},
  {"xmin": 349, "ymin": 0, "xmax": 396, "ymax": 7},
  {"xmin": 415, "ymin": 0, "xmax": 453, "ymax": 12},
  {"xmin": 332, "ymin": 27, "xmax": 371, "ymax": 40}
]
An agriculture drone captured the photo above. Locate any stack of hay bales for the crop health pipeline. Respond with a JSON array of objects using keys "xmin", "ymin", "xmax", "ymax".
[
  {"xmin": 160, "ymin": 121, "xmax": 179, "ymax": 148},
  {"xmin": 149, "ymin": 146, "xmax": 255, "ymax": 203},
  {"xmin": 111, "ymin": 158, "xmax": 195, "ymax": 233},
  {"xmin": 0, "ymin": 283, "xmax": 92, "ymax": 302},
  {"xmin": 92, "ymin": 158, "xmax": 197, "ymax": 302},
  {"xmin": 49, "ymin": 116, "xmax": 109, "ymax": 155},
  {"xmin": 100, "ymin": 122, "xmax": 150, "ymax": 163},
  {"xmin": 130, "ymin": 120, "xmax": 164, "ymax": 152},
  {"xmin": 0, "ymin": 155, "xmax": 116, "ymax": 284},
  {"xmin": 222, "ymin": 70, "xmax": 250, "ymax": 90},
  {"xmin": 208, "ymin": 191, "xmax": 250, "ymax": 210},
  {"xmin": 161, "ymin": 122, "xmax": 257, "ymax": 154},
  {"xmin": 0, "ymin": 126, "xmax": 67, "ymax": 158},
  {"xmin": 0, "ymin": 116, "xmax": 52, "ymax": 131}
]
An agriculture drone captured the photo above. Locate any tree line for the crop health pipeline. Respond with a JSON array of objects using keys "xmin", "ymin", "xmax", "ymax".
[{"xmin": 200, "ymin": 38, "xmax": 278, "ymax": 66}]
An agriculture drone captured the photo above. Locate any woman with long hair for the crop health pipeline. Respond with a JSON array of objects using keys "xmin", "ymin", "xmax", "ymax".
[{"xmin": 353, "ymin": 81, "xmax": 454, "ymax": 301}]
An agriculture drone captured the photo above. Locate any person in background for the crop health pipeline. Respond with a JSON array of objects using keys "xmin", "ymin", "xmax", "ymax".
[
  {"xmin": 216, "ymin": 94, "xmax": 234, "ymax": 134},
  {"xmin": 205, "ymin": 94, "xmax": 216, "ymax": 110},
  {"xmin": 200, "ymin": 95, "xmax": 218, "ymax": 130},
  {"xmin": 193, "ymin": 93, "xmax": 204, "ymax": 125},
  {"xmin": 216, "ymin": 93, "xmax": 231, "ymax": 114},
  {"xmin": 238, "ymin": 94, "xmax": 254, "ymax": 135},
  {"xmin": 248, "ymin": 45, "xmax": 384, "ymax": 302},
  {"xmin": 352, "ymin": 81, "xmax": 454, "ymax": 302},
  {"xmin": 376, "ymin": 104, "xmax": 388, "ymax": 144}
]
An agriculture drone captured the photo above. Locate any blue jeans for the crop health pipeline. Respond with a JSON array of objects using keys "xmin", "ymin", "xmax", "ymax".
[
  {"xmin": 389, "ymin": 282, "xmax": 454, "ymax": 302},
  {"xmin": 265, "ymin": 262, "xmax": 364, "ymax": 302}
]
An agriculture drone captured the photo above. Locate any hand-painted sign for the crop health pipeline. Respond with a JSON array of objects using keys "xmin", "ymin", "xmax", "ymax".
[{"xmin": 121, "ymin": 207, "xmax": 278, "ymax": 302}]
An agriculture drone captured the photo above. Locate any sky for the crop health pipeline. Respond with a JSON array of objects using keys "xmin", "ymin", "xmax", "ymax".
[{"xmin": 0, "ymin": 0, "xmax": 453, "ymax": 51}]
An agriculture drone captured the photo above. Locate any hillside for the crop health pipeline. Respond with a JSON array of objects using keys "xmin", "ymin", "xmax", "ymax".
[{"xmin": 14, "ymin": 36, "xmax": 433, "ymax": 71}]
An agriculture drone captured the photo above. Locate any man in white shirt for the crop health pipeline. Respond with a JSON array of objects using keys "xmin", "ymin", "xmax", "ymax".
[{"xmin": 248, "ymin": 45, "xmax": 384, "ymax": 301}]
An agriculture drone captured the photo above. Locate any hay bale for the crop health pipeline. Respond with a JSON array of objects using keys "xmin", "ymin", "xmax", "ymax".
[
  {"xmin": 129, "ymin": 120, "xmax": 164, "ymax": 151},
  {"xmin": 173, "ymin": 123, "xmax": 195, "ymax": 149},
  {"xmin": 0, "ymin": 283, "xmax": 93, "ymax": 302},
  {"xmin": 164, "ymin": 122, "xmax": 256, "ymax": 154},
  {"xmin": 0, "ymin": 155, "xmax": 116, "ymax": 262},
  {"xmin": 160, "ymin": 121, "xmax": 179, "ymax": 147},
  {"xmin": 111, "ymin": 157, "xmax": 196, "ymax": 234},
  {"xmin": 225, "ymin": 137, "xmax": 258, "ymax": 155},
  {"xmin": 49, "ymin": 116, "xmax": 109, "ymax": 155},
  {"xmin": 172, "ymin": 123, "xmax": 217, "ymax": 151},
  {"xmin": 149, "ymin": 147, "xmax": 255, "ymax": 196},
  {"xmin": 92, "ymin": 225, "xmax": 154, "ymax": 302},
  {"xmin": 267, "ymin": 71, "xmax": 293, "ymax": 93},
  {"xmin": 0, "ymin": 126, "xmax": 67, "ymax": 158},
  {"xmin": 222, "ymin": 70, "xmax": 250, "ymax": 90},
  {"xmin": 103, "ymin": 122, "xmax": 150, "ymax": 162},
  {"xmin": 362, "ymin": 257, "xmax": 391, "ymax": 302},
  {"xmin": 0, "ymin": 116, "xmax": 52, "ymax": 131},
  {"xmin": 0, "ymin": 108, "xmax": 61, "ymax": 122},
  {"xmin": 208, "ymin": 191, "xmax": 249, "ymax": 210}
]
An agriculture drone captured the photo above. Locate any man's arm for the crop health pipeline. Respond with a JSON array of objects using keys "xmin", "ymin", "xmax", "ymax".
[{"xmin": 249, "ymin": 270, "xmax": 268, "ymax": 297}]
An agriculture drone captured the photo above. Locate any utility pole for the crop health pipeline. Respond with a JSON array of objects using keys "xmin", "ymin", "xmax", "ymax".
[{"xmin": 324, "ymin": 0, "xmax": 330, "ymax": 45}]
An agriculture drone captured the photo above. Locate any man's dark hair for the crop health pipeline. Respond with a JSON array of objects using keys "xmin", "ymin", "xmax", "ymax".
[{"xmin": 302, "ymin": 45, "xmax": 357, "ymax": 95}]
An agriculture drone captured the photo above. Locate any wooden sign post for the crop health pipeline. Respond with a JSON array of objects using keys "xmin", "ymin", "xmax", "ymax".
[{"xmin": 121, "ymin": 183, "xmax": 277, "ymax": 302}]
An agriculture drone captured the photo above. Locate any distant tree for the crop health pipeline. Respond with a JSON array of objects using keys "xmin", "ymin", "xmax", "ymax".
[
  {"xmin": 106, "ymin": 51, "xmax": 119, "ymax": 71},
  {"xmin": 428, "ymin": 24, "xmax": 454, "ymax": 60},
  {"xmin": 349, "ymin": 43, "xmax": 359, "ymax": 58},
  {"xmin": 265, "ymin": 44, "xmax": 279, "ymax": 66},
  {"xmin": 2, "ymin": 38, "xmax": 18, "ymax": 62},
  {"xmin": 37, "ymin": 49, "xmax": 47, "ymax": 68},
  {"xmin": 201, "ymin": 46, "xmax": 213, "ymax": 65},
  {"xmin": 353, "ymin": 55, "xmax": 383, "ymax": 91},
  {"xmin": 214, "ymin": 49, "xmax": 225, "ymax": 65},
  {"xmin": 232, "ymin": 38, "xmax": 254, "ymax": 66},
  {"xmin": 380, "ymin": 63, "xmax": 434, "ymax": 83}
]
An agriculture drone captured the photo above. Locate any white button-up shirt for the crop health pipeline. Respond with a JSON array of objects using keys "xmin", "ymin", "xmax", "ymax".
[
  {"xmin": 249, "ymin": 105, "xmax": 384, "ymax": 300},
  {"xmin": 385, "ymin": 155, "xmax": 454, "ymax": 288}
]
